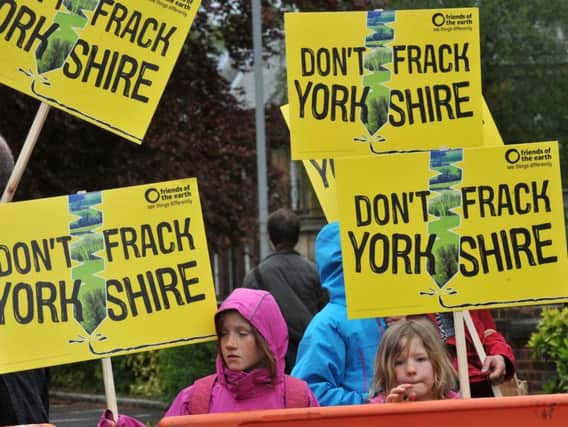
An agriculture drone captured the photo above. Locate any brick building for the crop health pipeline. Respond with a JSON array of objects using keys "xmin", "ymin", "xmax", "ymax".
[{"xmin": 493, "ymin": 305, "xmax": 563, "ymax": 393}]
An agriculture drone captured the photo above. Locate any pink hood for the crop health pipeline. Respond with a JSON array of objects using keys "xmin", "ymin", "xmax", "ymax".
[
  {"xmin": 210, "ymin": 288, "xmax": 288, "ymax": 406},
  {"xmin": 215, "ymin": 288, "xmax": 288, "ymax": 372}
]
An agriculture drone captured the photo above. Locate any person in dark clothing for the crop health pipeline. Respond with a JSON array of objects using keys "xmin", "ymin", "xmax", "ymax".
[
  {"xmin": 0, "ymin": 133, "xmax": 50, "ymax": 425},
  {"xmin": 243, "ymin": 208, "xmax": 327, "ymax": 374},
  {"xmin": 0, "ymin": 369, "xmax": 50, "ymax": 425}
]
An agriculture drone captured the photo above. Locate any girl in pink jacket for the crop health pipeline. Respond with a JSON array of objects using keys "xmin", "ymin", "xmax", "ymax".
[{"xmin": 98, "ymin": 288, "xmax": 318, "ymax": 426}]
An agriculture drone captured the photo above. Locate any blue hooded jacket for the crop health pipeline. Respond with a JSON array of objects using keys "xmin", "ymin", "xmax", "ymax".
[{"xmin": 291, "ymin": 222, "xmax": 386, "ymax": 406}]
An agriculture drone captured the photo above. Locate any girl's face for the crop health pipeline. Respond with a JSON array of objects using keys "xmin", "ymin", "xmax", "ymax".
[
  {"xmin": 394, "ymin": 336, "xmax": 435, "ymax": 401},
  {"xmin": 219, "ymin": 311, "xmax": 264, "ymax": 372}
]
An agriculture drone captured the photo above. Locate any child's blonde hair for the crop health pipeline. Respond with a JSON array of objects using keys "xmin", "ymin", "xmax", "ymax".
[{"xmin": 370, "ymin": 318, "xmax": 457, "ymax": 400}]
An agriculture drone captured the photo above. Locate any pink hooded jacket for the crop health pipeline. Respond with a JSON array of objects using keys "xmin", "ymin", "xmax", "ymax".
[{"xmin": 99, "ymin": 288, "xmax": 318, "ymax": 426}]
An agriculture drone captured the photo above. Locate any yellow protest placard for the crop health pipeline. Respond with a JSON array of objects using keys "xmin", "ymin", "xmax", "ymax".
[
  {"xmin": 302, "ymin": 158, "xmax": 339, "ymax": 222},
  {"xmin": 0, "ymin": 0, "xmax": 200, "ymax": 144},
  {"xmin": 335, "ymin": 142, "xmax": 568, "ymax": 318},
  {"xmin": 281, "ymin": 104, "xmax": 339, "ymax": 221},
  {"xmin": 281, "ymin": 98, "xmax": 497, "ymax": 223},
  {"xmin": 285, "ymin": 8, "xmax": 483, "ymax": 159},
  {"xmin": 0, "ymin": 178, "xmax": 217, "ymax": 373}
]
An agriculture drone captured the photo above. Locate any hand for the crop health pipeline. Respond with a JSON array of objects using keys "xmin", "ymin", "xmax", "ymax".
[
  {"xmin": 385, "ymin": 384, "xmax": 416, "ymax": 403},
  {"xmin": 98, "ymin": 409, "xmax": 118, "ymax": 427},
  {"xmin": 481, "ymin": 354, "xmax": 506, "ymax": 384}
]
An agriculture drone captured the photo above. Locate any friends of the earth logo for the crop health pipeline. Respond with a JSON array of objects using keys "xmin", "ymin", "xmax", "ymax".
[
  {"xmin": 505, "ymin": 146, "xmax": 554, "ymax": 170},
  {"xmin": 151, "ymin": 0, "xmax": 196, "ymax": 18},
  {"xmin": 145, "ymin": 182, "xmax": 192, "ymax": 209},
  {"xmin": 431, "ymin": 11, "xmax": 474, "ymax": 31}
]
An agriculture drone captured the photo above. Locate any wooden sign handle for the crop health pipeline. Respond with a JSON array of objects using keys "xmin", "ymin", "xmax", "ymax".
[
  {"xmin": 102, "ymin": 357, "xmax": 119, "ymax": 421},
  {"xmin": 453, "ymin": 311, "xmax": 471, "ymax": 398},
  {"xmin": 463, "ymin": 311, "xmax": 503, "ymax": 397}
]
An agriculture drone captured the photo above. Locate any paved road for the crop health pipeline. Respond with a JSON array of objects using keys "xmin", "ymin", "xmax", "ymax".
[{"xmin": 50, "ymin": 397, "xmax": 166, "ymax": 427}]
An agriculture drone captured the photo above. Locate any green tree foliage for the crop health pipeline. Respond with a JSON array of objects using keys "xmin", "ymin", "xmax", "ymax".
[
  {"xmin": 430, "ymin": 167, "xmax": 461, "ymax": 187},
  {"xmin": 159, "ymin": 342, "xmax": 217, "ymax": 403},
  {"xmin": 81, "ymin": 288, "xmax": 106, "ymax": 333},
  {"xmin": 50, "ymin": 343, "xmax": 216, "ymax": 401},
  {"xmin": 528, "ymin": 307, "xmax": 568, "ymax": 392},
  {"xmin": 434, "ymin": 243, "xmax": 459, "ymax": 286},
  {"xmin": 366, "ymin": 97, "xmax": 389, "ymax": 134},
  {"xmin": 63, "ymin": 0, "xmax": 98, "ymax": 12},
  {"xmin": 429, "ymin": 191, "xmax": 461, "ymax": 216},
  {"xmin": 50, "ymin": 359, "xmax": 104, "ymax": 394},
  {"xmin": 364, "ymin": 48, "xmax": 392, "ymax": 71},
  {"xmin": 50, "ymin": 351, "xmax": 163, "ymax": 397},
  {"xmin": 38, "ymin": 38, "xmax": 71, "ymax": 73},
  {"xmin": 125, "ymin": 351, "xmax": 162, "ymax": 398},
  {"xmin": 211, "ymin": 1, "xmax": 388, "ymax": 70}
]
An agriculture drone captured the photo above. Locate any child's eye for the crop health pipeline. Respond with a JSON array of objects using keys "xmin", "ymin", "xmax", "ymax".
[
  {"xmin": 394, "ymin": 360, "xmax": 404, "ymax": 366},
  {"xmin": 416, "ymin": 356, "xmax": 428, "ymax": 362},
  {"xmin": 239, "ymin": 330, "xmax": 251, "ymax": 336}
]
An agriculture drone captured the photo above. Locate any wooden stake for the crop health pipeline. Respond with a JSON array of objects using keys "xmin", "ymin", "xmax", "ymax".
[
  {"xmin": 453, "ymin": 311, "xmax": 471, "ymax": 398},
  {"xmin": 102, "ymin": 357, "xmax": 119, "ymax": 421},
  {"xmin": 463, "ymin": 310, "xmax": 503, "ymax": 397}
]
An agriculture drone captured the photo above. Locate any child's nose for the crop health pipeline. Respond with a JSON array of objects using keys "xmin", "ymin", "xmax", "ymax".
[
  {"xmin": 407, "ymin": 361, "xmax": 417, "ymax": 374},
  {"xmin": 225, "ymin": 333, "xmax": 238, "ymax": 348}
]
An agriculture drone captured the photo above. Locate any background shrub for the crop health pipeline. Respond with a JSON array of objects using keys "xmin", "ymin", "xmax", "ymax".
[
  {"xmin": 527, "ymin": 307, "xmax": 568, "ymax": 393},
  {"xmin": 50, "ymin": 341, "xmax": 217, "ymax": 402},
  {"xmin": 158, "ymin": 342, "xmax": 217, "ymax": 403}
]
